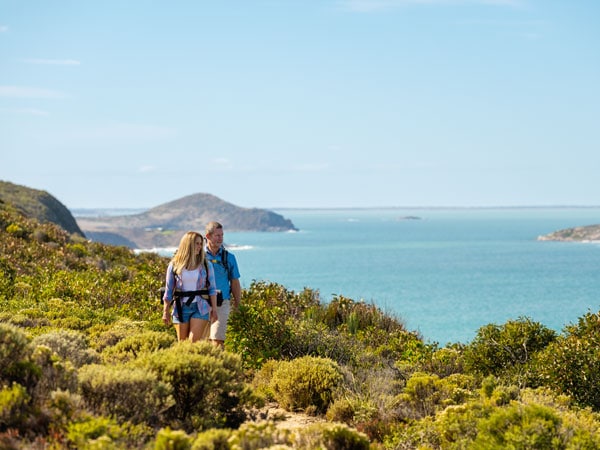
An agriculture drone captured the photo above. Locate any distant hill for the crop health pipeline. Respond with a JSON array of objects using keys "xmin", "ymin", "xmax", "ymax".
[
  {"xmin": 76, "ymin": 193, "xmax": 298, "ymax": 248},
  {"xmin": 538, "ymin": 224, "xmax": 600, "ymax": 242},
  {"xmin": 0, "ymin": 180, "xmax": 84, "ymax": 236}
]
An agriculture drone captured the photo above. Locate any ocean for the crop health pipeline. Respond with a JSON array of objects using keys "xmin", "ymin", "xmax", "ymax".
[
  {"xmin": 221, "ymin": 207, "xmax": 600, "ymax": 345},
  {"xmin": 77, "ymin": 207, "xmax": 600, "ymax": 345}
]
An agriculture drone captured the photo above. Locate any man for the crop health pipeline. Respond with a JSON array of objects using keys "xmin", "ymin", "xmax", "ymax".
[{"xmin": 203, "ymin": 221, "xmax": 241, "ymax": 347}]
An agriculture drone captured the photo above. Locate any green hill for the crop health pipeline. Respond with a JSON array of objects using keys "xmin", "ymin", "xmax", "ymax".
[{"xmin": 0, "ymin": 180, "xmax": 84, "ymax": 236}]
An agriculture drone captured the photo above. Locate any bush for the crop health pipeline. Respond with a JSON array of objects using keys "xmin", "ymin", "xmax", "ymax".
[
  {"xmin": 32, "ymin": 329, "xmax": 99, "ymax": 368},
  {"xmin": 154, "ymin": 427, "xmax": 192, "ymax": 450},
  {"xmin": 0, "ymin": 383, "xmax": 31, "ymax": 430},
  {"xmin": 536, "ymin": 311, "xmax": 600, "ymax": 410},
  {"xmin": 135, "ymin": 341, "xmax": 251, "ymax": 432},
  {"xmin": 293, "ymin": 423, "xmax": 369, "ymax": 450},
  {"xmin": 463, "ymin": 317, "xmax": 556, "ymax": 384},
  {"xmin": 101, "ymin": 330, "xmax": 175, "ymax": 363},
  {"xmin": 228, "ymin": 421, "xmax": 291, "ymax": 450},
  {"xmin": 78, "ymin": 363, "xmax": 173, "ymax": 425},
  {"xmin": 270, "ymin": 356, "xmax": 343, "ymax": 414},
  {"xmin": 191, "ymin": 428, "xmax": 233, "ymax": 450},
  {"xmin": 0, "ymin": 323, "xmax": 39, "ymax": 389},
  {"xmin": 66, "ymin": 416, "xmax": 153, "ymax": 449}
]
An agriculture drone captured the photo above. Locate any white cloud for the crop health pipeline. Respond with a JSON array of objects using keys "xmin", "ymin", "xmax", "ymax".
[
  {"xmin": 0, "ymin": 25, "xmax": 8, "ymax": 33},
  {"xmin": 21, "ymin": 58, "xmax": 81, "ymax": 66},
  {"xmin": 0, "ymin": 85, "xmax": 66, "ymax": 99},
  {"xmin": 138, "ymin": 165, "xmax": 157, "ymax": 173}
]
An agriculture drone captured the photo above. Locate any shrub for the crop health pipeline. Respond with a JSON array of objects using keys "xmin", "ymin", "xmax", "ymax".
[
  {"xmin": 0, "ymin": 323, "xmax": 39, "ymax": 389},
  {"xmin": 228, "ymin": 421, "xmax": 291, "ymax": 450},
  {"xmin": 534, "ymin": 310, "xmax": 600, "ymax": 411},
  {"xmin": 0, "ymin": 383, "xmax": 31, "ymax": 430},
  {"xmin": 78, "ymin": 363, "xmax": 173, "ymax": 425},
  {"xmin": 135, "ymin": 341, "xmax": 251, "ymax": 432},
  {"xmin": 293, "ymin": 423, "xmax": 369, "ymax": 450},
  {"xmin": 270, "ymin": 356, "xmax": 343, "ymax": 414},
  {"xmin": 101, "ymin": 330, "xmax": 175, "ymax": 363},
  {"xmin": 463, "ymin": 317, "xmax": 556, "ymax": 384},
  {"xmin": 31, "ymin": 344, "xmax": 78, "ymax": 401},
  {"xmin": 66, "ymin": 416, "xmax": 153, "ymax": 449},
  {"xmin": 191, "ymin": 428, "xmax": 233, "ymax": 450},
  {"xmin": 154, "ymin": 427, "xmax": 192, "ymax": 450},
  {"xmin": 32, "ymin": 329, "xmax": 99, "ymax": 368}
]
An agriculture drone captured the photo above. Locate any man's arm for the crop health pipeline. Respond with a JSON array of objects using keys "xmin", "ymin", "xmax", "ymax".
[{"xmin": 230, "ymin": 278, "xmax": 242, "ymax": 308}]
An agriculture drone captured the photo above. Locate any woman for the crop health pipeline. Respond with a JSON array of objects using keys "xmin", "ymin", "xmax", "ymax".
[{"xmin": 162, "ymin": 231, "xmax": 218, "ymax": 342}]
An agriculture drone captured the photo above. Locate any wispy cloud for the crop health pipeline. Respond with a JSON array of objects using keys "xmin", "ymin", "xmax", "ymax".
[
  {"xmin": 0, "ymin": 25, "xmax": 8, "ymax": 33},
  {"xmin": 339, "ymin": 0, "xmax": 523, "ymax": 12},
  {"xmin": 138, "ymin": 165, "xmax": 157, "ymax": 173},
  {"xmin": 21, "ymin": 58, "xmax": 81, "ymax": 66},
  {"xmin": 0, "ymin": 85, "xmax": 66, "ymax": 99}
]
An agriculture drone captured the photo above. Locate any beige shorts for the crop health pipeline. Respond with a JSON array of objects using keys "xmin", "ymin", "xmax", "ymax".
[{"xmin": 209, "ymin": 299, "xmax": 231, "ymax": 341}]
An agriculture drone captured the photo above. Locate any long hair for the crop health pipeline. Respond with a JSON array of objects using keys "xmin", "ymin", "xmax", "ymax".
[{"xmin": 171, "ymin": 231, "xmax": 205, "ymax": 275}]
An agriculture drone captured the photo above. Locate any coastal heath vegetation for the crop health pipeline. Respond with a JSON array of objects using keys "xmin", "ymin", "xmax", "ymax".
[{"xmin": 1, "ymin": 199, "xmax": 600, "ymax": 448}]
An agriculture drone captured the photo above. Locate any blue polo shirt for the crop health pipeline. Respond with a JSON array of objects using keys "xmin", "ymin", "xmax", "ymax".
[{"xmin": 205, "ymin": 246, "xmax": 240, "ymax": 300}]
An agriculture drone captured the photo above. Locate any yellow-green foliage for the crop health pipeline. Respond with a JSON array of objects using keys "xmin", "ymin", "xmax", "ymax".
[
  {"xmin": 78, "ymin": 363, "xmax": 173, "ymax": 424},
  {"xmin": 191, "ymin": 428, "xmax": 233, "ymax": 450},
  {"xmin": 228, "ymin": 421, "xmax": 291, "ymax": 450},
  {"xmin": 66, "ymin": 416, "xmax": 153, "ymax": 450},
  {"xmin": 0, "ymin": 383, "xmax": 30, "ymax": 430},
  {"xmin": 270, "ymin": 356, "xmax": 343, "ymax": 414},
  {"xmin": 292, "ymin": 423, "xmax": 370, "ymax": 450},
  {"xmin": 100, "ymin": 330, "xmax": 175, "ymax": 363},
  {"xmin": 154, "ymin": 427, "xmax": 192, "ymax": 450},
  {"xmin": 134, "ymin": 341, "xmax": 251, "ymax": 432}
]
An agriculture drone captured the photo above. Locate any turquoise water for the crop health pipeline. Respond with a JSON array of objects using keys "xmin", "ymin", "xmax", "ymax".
[{"xmin": 224, "ymin": 208, "xmax": 600, "ymax": 345}]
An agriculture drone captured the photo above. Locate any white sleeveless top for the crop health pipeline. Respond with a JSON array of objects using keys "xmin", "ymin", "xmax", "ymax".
[{"xmin": 181, "ymin": 267, "xmax": 200, "ymax": 302}]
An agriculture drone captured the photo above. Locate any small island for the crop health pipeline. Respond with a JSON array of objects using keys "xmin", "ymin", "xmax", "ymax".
[{"xmin": 538, "ymin": 224, "xmax": 600, "ymax": 242}]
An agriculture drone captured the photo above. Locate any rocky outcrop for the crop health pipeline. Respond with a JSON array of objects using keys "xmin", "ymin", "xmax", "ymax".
[
  {"xmin": 538, "ymin": 224, "xmax": 600, "ymax": 242},
  {"xmin": 0, "ymin": 180, "xmax": 84, "ymax": 236},
  {"xmin": 77, "ymin": 193, "xmax": 297, "ymax": 248}
]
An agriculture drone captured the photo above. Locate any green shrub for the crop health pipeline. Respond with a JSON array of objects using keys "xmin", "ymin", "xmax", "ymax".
[
  {"xmin": 135, "ymin": 341, "xmax": 251, "ymax": 432},
  {"xmin": 535, "ymin": 311, "xmax": 600, "ymax": 410},
  {"xmin": 32, "ymin": 329, "xmax": 99, "ymax": 368},
  {"xmin": 191, "ymin": 428, "xmax": 233, "ymax": 450},
  {"xmin": 473, "ymin": 403, "xmax": 562, "ymax": 449},
  {"xmin": 154, "ymin": 427, "xmax": 192, "ymax": 450},
  {"xmin": 463, "ymin": 317, "xmax": 556, "ymax": 384},
  {"xmin": 228, "ymin": 421, "xmax": 291, "ymax": 450},
  {"xmin": 101, "ymin": 330, "xmax": 175, "ymax": 363},
  {"xmin": 66, "ymin": 416, "xmax": 153, "ymax": 450},
  {"xmin": 0, "ymin": 383, "xmax": 31, "ymax": 430},
  {"xmin": 293, "ymin": 423, "xmax": 369, "ymax": 450},
  {"xmin": 0, "ymin": 323, "xmax": 39, "ymax": 389},
  {"xmin": 270, "ymin": 356, "xmax": 343, "ymax": 414},
  {"xmin": 31, "ymin": 344, "xmax": 78, "ymax": 401},
  {"xmin": 78, "ymin": 363, "xmax": 173, "ymax": 424}
]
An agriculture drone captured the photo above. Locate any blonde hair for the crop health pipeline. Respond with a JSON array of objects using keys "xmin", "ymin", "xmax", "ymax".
[{"xmin": 171, "ymin": 231, "xmax": 206, "ymax": 275}]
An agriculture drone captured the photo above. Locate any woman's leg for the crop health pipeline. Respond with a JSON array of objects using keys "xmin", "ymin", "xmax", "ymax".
[
  {"xmin": 174, "ymin": 322, "xmax": 190, "ymax": 341},
  {"xmin": 188, "ymin": 318, "xmax": 209, "ymax": 342}
]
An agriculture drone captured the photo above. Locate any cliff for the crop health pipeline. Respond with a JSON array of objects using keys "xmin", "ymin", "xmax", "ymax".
[
  {"xmin": 76, "ymin": 192, "xmax": 298, "ymax": 248},
  {"xmin": 0, "ymin": 180, "xmax": 84, "ymax": 236}
]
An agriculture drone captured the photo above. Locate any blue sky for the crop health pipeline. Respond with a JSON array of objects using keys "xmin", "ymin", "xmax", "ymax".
[{"xmin": 1, "ymin": 0, "xmax": 599, "ymax": 209}]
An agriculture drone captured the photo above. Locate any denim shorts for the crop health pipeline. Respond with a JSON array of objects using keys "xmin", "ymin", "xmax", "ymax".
[{"xmin": 172, "ymin": 301, "xmax": 209, "ymax": 324}]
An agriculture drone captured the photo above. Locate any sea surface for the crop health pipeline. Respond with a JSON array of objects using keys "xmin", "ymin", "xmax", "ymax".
[
  {"xmin": 224, "ymin": 207, "xmax": 600, "ymax": 345},
  {"xmin": 77, "ymin": 207, "xmax": 600, "ymax": 345}
]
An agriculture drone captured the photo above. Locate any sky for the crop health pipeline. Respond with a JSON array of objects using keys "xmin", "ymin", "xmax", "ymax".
[{"xmin": 1, "ymin": 0, "xmax": 599, "ymax": 210}]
